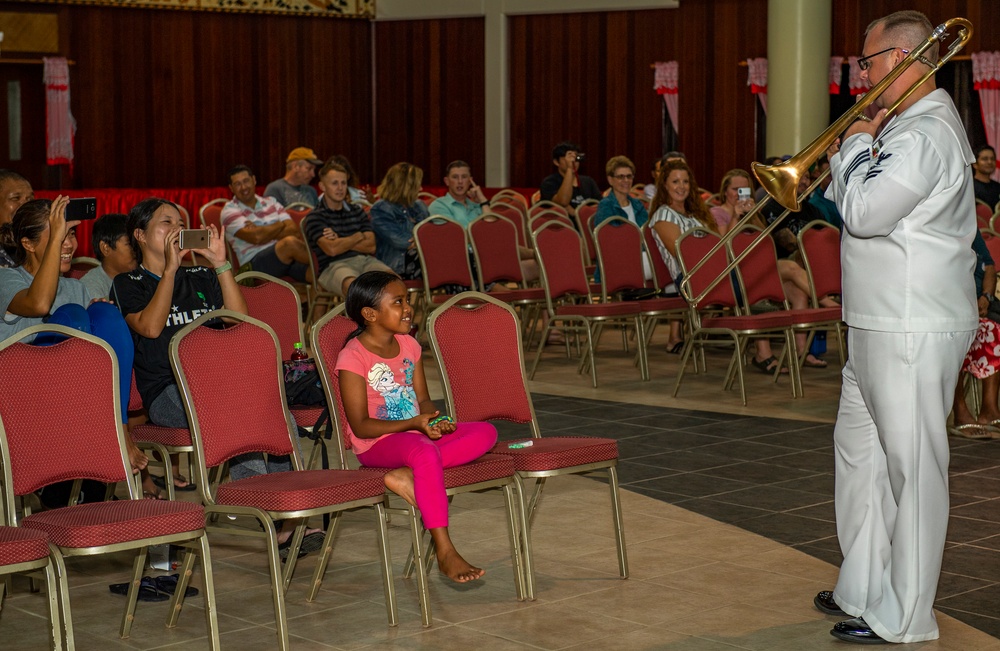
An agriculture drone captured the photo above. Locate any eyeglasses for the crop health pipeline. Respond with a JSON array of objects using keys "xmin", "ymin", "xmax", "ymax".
[
  {"xmin": 857, "ymin": 46, "xmax": 908, "ymax": 71},
  {"xmin": 612, "ymin": 174, "xmax": 634, "ymax": 181}
]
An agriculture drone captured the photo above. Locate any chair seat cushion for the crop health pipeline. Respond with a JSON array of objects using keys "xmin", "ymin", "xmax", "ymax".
[
  {"xmin": 703, "ymin": 306, "xmax": 842, "ymax": 331},
  {"xmin": 364, "ymin": 453, "xmax": 515, "ymax": 489},
  {"xmin": 555, "ymin": 302, "xmax": 638, "ymax": 318},
  {"xmin": 0, "ymin": 526, "xmax": 51, "ymax": 565},
  {"xmin": 488, "ymin": 288, "xmax": 547, "ymax": 302},
  {"xmin": 491, "ymin": 436, "xmax": 618, "ymax": 471},
  {"xmin": 291, "ymin": 406, "xmax": 326, "ymax": 428},
  {"xmin": 23, "ymin": 500, "xmax": 205, "ymax": 549},
  {"xmin": 216, "ymin": 469, "xmax": 387, "ymax": 512},
  {"xmin": 634, "ymin": 297, "xmax": 688, "ymax": 312},
  {"xmin": 131, "ymin": 424, "xmax": 192, "ymax": 447}
]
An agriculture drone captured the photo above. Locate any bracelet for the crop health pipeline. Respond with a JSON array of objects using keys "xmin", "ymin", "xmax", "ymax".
[
  {"xmin": 214, "ymin": 261, "xmax": 233, "ymax": 276},
  {"xmin": 480, "ymin": 201, "xmax": 490, "ymax": 207}
]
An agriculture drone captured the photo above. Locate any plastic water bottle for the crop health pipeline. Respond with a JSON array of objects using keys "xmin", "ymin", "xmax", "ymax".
[{"xmin": 291, "ymin": 342, "xmax": 308, "ymax": 361}]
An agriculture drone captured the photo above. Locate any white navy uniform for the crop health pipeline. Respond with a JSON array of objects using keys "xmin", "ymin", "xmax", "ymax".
[{"xmin": 825, "ymin": 87, "xmax": 978, "ymax": 643}]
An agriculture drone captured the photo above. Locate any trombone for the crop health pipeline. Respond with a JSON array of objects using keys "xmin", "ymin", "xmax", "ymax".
[{"xmin": 679, "ymin": 17, "xmax": 973, "ymax": 305}]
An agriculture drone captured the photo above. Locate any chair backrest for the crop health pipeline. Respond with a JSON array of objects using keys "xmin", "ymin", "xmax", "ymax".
[
  {"xmin": 412, "ymin": 217, "xmax": 474, "ymax": 296},
  {"xmin": 417, "ymin": 191, "xmax": 438, "ymax": 206},
  {"xmin": 128, "ymin": 371, "xmax": 143, "ymax": 413},
  {"xmin": 284, "ymin": 201, "xmax": 314, "ymax": 212},
  {"xmin": 642, "ymin": 223, "xmax": 673, "ymax": 292},
  {"xmin": 469, "ymin": 214, "xmax": 525, "ymax": 287},
  {"xmin": 428, "ymin": 293, "xmax": 537, "ymax": 428},
  {"xmin": 0, "ymin": 326, "xmax": 129, "ymax": 501},
  {"xmin": 236, "ymin": 272, "xmax": 304, "ymax": 359},
  {"xmin": 532, "ymin": 222, "xmax": 591, "ymax": 310},
  {"xmin": 529, "ymin": 200, "xmax": 567, "ymax": 218},
  {"xmin": 984, "ymin": 234, "xmax": 1000, "ymax": 273},
  {"xmin": 976, "ymin": 201, "xmax": 993, "ymax": 229},
  {"xmin": 310, "ymin": 308, "xmax": 357, "ymax": 461},
  {"xmin": 576, "ymin": 203, "xmax": 599, "ymax": 263},
  {"xmin": 488, "ymin": 203, "xmax": 528, "ymax": 247},
  {"xmin": 177, "ymin": 204, "xmax": 192, "ymax": 229},
  {"xmin": 285, "ymin": 207, "xmax": 311, "ymax": 226},
  {"xmin": 67, "ymin": 256, "xmax": 100, "ymax": 279},
  {"xmin": 199, "ymin": 199, "xmax": 238, "ymax": 267},
  {"xmin": 491, "ymin": 189, "xmax": 528, "ymax": 208},
  {"xmin": 594, "ymin": 217, "xmax": 646, "ymax": 300},
  {"xmin": 299, "ymin": 214, "xmax": 326, "ymax": 294},
  {"xmin": 728, "ymin": 228, "xmax": 787, "ymax": 309},
  {"xmin": 797, "ymin": 220, "xmax": 842, "ymax": 306},
  {"xmin": 990, "ymin": 211, "xmax": 1000, "ymax": 237},
  {"xmin": 675, "ymin": 229, "xmax": 738, "ymax": 310},
  {"xmin": 172, "ymin": 312, "xmax": 296, "ymax": 476},
  {"xmin": 528, "ymin": 210, "xmax": 575, "ymax": 232}
]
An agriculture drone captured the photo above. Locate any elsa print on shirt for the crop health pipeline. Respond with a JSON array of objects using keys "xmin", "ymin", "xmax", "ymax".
[{"xmin": 367, "ymin": 361, "xmax": 419, "ymax": 421}]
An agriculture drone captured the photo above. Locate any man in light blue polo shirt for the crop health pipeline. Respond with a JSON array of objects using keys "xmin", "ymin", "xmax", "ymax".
[{"xmin": 428, "ymin": 161, "xmax": 490, "ymax": 227}]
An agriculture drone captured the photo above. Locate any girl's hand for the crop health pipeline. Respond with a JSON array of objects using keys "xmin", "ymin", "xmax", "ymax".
[
  {"xmin": 194, "ymin": 224, "xmax": 228, "ymax": 268},
  {"xmin": 163, "ymin": 228, "xmax": 182, "ymax": 274},
  {"xmin": 736, "ymin": 197, "xmax": 755, "ymax": 216},
  {"xmin": 436, "ymin": 418, "xmax": 457, "ymax": 435},
  {"xmin": 89, "ymin": 297, "xmax": 110, "ymax": 305},
  {"xmin": 412, "ymin": 412, "xmax": 444, "ymax": 440},
  {"xmin": 48, "ymin": 196, "xmax": 79, "ymax": 243}
]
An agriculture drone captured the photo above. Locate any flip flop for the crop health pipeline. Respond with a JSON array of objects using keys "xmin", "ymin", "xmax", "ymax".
[
  {"xmin": 667, "ymin": 341, "xmax": 684, "ymax": 354},
  {"xmin": 278, "ymin": 531, "xmax": 325, "ymax": 560},
  {"xmin": 142, "ymin": 489, "xmax": 166, "ymax": 501},
  {"xmin": 803, "ymin": 356, "xmax": 828, "ymax": 368},
  {"xmin": 108, "ymin": 577, "xmax": 169, "ymax": 602},
  {"xmin": 749, "ymin": 355, "xmax": 789, "ymax": 375},
  {"xmin": 947, "ymin": 423, "xmax": 994, "ymax": 440},
  {"xmin": 153, "ymin": 573, "xmax": 199, "ymax": 597},
  {"xmin": 151, "ymin": 474, "xmax": 198, "ymax": 492}
]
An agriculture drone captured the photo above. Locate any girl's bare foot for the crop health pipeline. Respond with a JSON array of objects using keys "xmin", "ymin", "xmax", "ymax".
[
  {"xmin": 384, "ymin": 467, "xmax": 417, "ymax": 507},
  {"xmin": 437, "ymin": 547, "xmax": 485, "ymax": 583}
]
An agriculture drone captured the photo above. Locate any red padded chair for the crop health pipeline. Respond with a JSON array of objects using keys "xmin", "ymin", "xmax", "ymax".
[
  {"xmin": 428, "ymin": 293, "xmax": 628, "ymax": 590},
  {"xmin": 311, "ymin": 309, "xmax": 530, "ymax": 625},
  {"xmin": 127, "ymin": 370, "xmax": 196, "ymax": 502},
  {"xmin": 198, "ymin": 199, "xmax": 236, "ymax": 268},
  {"xmin": 0, "ymin": 527, "xmax": 62, "ymax": 649},
  {"xmin": 594, "ymin": 217, "xmax": 689, "ymax": 356},
  {"xmin": 528, "ymin": 210, "xmax": 575, "ymax": 232},
  {"xmin": 236, "ymin": 271, "xmax": 325, "ymax": 435},
  {"xmin": 468, "ymin": 214, "xmax": 547, "ymax": 346},
  {"xmin": 66, "ymin": 256, "xmax": 99, "ymax": 280},
  {"xmin": 491, "ymin": 189, "xmax": 528, "ymax": 209},
  {"xmin": 798, "ymin": 220, "xmax": 847, "ymax": 366},
  {"xmin": 170, "ymin": 312, "xmax": 396, "ymax": 647},
  {"xmin": 487, "ymin": 202, "xmax": 529, "ymax": 247},
  {"xmin": 576, "ymin": 201, "xmax": 600, "ymax": 265},
  {"xmin": 976, "ymin": 200, "xmax": 993, "ymax": 230},
  {"xmin": 530, "ymin": 222, "xmax": 649, "ymax": 386},
  {"xmin": 528, "ymin": 200, "xmax": 567, "ymax": 218},
  {"xmin": 642, "ymin": 223, "xmax": 675, "ymax": 293},
  {"xmin": 0, "ymin": 326, "xmax": 219, "ymax": 649},
  {"xmin": 299, "ymin": 214, "xmax": 340, "ymax": 326},
  {"xmin": 729, "ymin": 228, "xmax": 843, "ymax": 395},
  {"xmin": 412, "ymin": 216, "xmax": 476, "ymax": 307}
]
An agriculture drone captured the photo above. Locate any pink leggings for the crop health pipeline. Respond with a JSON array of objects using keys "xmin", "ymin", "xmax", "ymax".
[{"xmin": 356, "ymin": 422, "xmax": 497, "ymax": 529}]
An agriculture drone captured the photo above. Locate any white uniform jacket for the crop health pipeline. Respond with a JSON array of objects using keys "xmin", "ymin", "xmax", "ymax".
[{"xmin": 826, "ymin": 88, "xmax": 978, "ymax": 333}]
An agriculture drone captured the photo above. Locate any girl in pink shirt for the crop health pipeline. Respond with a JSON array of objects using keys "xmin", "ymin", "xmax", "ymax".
[{"xmin": 335, "ymin": 271, "xmax": 497, "ymax": 583}]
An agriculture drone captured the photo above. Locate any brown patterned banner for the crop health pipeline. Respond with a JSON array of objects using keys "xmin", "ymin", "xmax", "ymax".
[{"xmin": 21, "ymin": 0, "xmax": 374, "ymax": 19}]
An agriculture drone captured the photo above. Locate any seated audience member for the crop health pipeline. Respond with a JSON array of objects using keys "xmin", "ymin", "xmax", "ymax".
[
  {"xmin": 806, "ymin": 157, "xmax": 842, "ymax": 230},
  {"xmin": 222, "ymin": 165, "xmax": 310, "ymax": 282},
  {"xmin": 595, "ymin": 156, "xmax": 651, "ymax": 282},
  {"xmin": 0, "ymin": 197, "xmax": 144, "ymax": 504},
  {"xmin": 305, "ymin": 162, "xmax": 392, "ymax": 298},
  {"xmin": 973, "ymin": 144, "xmax": 1000, "ymax": 209},
  {"xmin": 81, "ymin": 213, "xmax": 137, "ymax": 299},
  {"xmin": 759, "ymin": 172, "xmax": 823, "ymax": 259},
  {"xmin": 0, "ymin": 169, "xmax": 34, "ymax": 268},
  {"xmin": 644, "ymin": 152, "xmax": 685, "ymax": 202},
  {"xmin": 327, "ymin": 155, "xmax": 373, "ymax": 204},
  {"xmin": 540, "ymin": 141, "xmax": 602, "ymax": 216},
  {"xmin": 951, "ymin": 230, "xmax": 1000, "ymax": 439},
  {"xmin": 428, "ymin": 160, "xmax": 489, "ymax": 228},
  {"xmin": 370, "ymin": 162, "xmax": 429, "ymax": 279},
  {"xmin": 264, "ymin": 147, "xmax": 322, "ymax": 207},
  {"xmin": 712, "ymin": 169, "xmax": 832, "ymax": 369}
]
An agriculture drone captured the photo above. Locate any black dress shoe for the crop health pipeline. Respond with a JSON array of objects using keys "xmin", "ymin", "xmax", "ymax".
[
  {"xmin": 830, "ymin": 617, "xmax": 888, "ymax": 645},
  {"xmin": 814, "ymin": 590, "xmax": 847, "ymax": 616}
]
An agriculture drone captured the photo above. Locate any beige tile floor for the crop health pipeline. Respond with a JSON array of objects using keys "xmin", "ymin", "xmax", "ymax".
[{"xmin": 2, "ymin": 332, "xmax": 998, "ymax": 650}]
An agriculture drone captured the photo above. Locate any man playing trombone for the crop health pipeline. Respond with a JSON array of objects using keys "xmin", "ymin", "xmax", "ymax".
[{"xmin": 818, "ymin": 10, "xmax": 977, "ymax": 645}]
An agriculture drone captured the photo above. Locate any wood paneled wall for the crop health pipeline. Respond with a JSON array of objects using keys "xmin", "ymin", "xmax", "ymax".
[
  {"xmin": 372, "ymin": 17, "xmax": 485, "ymax": 186},
  {"xmin": 508, "ymin": 0, "xmax": 768, "ymax": 192},
  {"xmin": 5, "ymin": 1, "xmax": 1000, "ymax": 193}
]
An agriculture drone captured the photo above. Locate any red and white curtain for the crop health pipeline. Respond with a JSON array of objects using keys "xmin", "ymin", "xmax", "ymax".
[
  {"xmin": 654, "ymin": 61, "xmax": 679, "ymax": 133},
  {"xmin": 747, "ymin": 58, "xmax": 768, "ymax": 114},
  {"xmin": 43, "ymin": 57, "xmax": 76, "ymax": 172},
  {"xmin": 973, "ymin": 51, "xmax": 1000, "ymax": 180}
]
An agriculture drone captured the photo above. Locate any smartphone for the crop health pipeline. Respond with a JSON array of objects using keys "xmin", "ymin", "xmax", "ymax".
[
  {"xmin": 65, "ymin": 197, "xmax": 98, "ymax": 221},
  {"xmin": 178, "ymin": 229, "xmax": 211, "ymax": 250},
  {"xmin": 737, "ymin": 187, "xmax": 752, "ymax": 200}
]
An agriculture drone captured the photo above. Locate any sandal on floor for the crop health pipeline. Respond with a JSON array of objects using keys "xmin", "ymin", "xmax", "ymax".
[
  {"xmin": 803, "ymin": 355, "xmax": 828, "ymax": 368},
  {"xmin": 278, "ymin": 531, "xmax": 325, "ymax": 560},
  {"xmin": 667, "ymin": 341, "xmax": 684, "ymax": 354},
  {"xmin": 142, "ymin": 488, "xmax": 166, "ymax": 501},
  {"xmin": 947, "ymin": 423, "xmax": 995, "ymax": 440},
  {"xmin": 153, "ymin": 573, "xmax": 198, "ymax": 597},
  {"xmin": 151, "ymin": 474, "xmax": 197, "ymax": 492},
  {"xmin": 108, "ymin": 577, "xmax": 169, "ymax": 602},
  {"xmin": 749, "ymin": 355, "xmax": 789, "ymax": 375}
]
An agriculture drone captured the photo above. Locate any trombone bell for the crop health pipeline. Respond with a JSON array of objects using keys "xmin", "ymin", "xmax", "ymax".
[{"xmin": 751, "ymin": 160, "xmax": 806, "ymax": 212}]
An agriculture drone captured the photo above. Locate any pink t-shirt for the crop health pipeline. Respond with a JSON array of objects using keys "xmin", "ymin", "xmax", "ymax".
[{"xmin": 334, "ymin": 334, "xmax": 421, "ymax": 454}]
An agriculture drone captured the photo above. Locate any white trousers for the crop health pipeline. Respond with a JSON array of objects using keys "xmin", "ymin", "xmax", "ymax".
[{"xmin": 832, "ymin": 328, "xmax": 973, "ymax": 644}]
